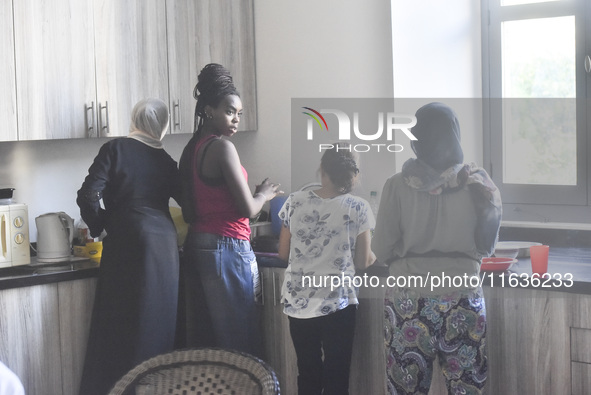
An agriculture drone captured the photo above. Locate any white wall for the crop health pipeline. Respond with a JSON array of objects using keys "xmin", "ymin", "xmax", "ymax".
[
  {"xmin": 0, "ymin": 0, "xmax": 395, "ymax": 240},
  {"xmin": 391, "ymin": 0, "xmax": 484, "ymax": 170},
  {"xmin": 233, "ymin": 0, "xmax": 395, "ymax": 196}
]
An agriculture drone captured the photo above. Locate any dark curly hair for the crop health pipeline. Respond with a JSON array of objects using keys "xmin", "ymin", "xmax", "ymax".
[
  {"xmin": 193, "ymin": 63, "xmax": 240, "ymax": 134},
  {"xmin": 320, "ymin": 143, "xmax": 360, "ymax": 194}
]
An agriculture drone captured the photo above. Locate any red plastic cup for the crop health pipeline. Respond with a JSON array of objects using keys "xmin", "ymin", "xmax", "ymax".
[{"xmin": 530, "ymin": 245, "xmax": 549, "ymax": 276}]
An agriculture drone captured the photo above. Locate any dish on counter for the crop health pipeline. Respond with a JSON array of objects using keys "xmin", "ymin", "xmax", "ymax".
[
  {"xmin": 495, "ymin": 241, "xmax": 542, "ymax": 258},
  {"xmin": 481, "ymin": 257, "xmax": 518, "ymax": 272}
]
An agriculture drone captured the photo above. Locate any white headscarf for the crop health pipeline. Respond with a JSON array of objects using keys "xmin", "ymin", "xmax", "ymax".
[{"xmin": 128, "ymin": 98, "xmax": 170, "ymax": 149}]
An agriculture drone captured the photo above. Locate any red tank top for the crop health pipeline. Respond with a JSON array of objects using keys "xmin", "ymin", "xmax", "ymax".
[{"xmin": 189, "ymin": 135, "xmax": 251, "ymax": 240}]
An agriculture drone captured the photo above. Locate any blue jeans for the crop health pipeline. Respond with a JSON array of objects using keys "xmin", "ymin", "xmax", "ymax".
[{"xmin": 183, "ymin": 232, "xmax": 262, "ymax": 357}]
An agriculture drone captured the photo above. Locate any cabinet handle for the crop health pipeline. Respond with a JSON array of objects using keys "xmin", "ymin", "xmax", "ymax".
[
  {"xmin": 85, "ymin": 102, "xmax": 96, "ymax": 137},
  {"xmin": 272, "ymin": 272, "xmax": 277, "ymax": 306},
  {"xmin": 99, "ymin": 102, "xmax": 110, "ymax": 136},
  {"xmin": 586, "ymin": 55, "xmax": 591, "ymax": 74},
  {"xmin": 173, "ymin": 100, "xmax": 182, "ymax": 131},
  {"xmin": 260, "ymin": 269, "xmax": 265, "ymax": 306}
]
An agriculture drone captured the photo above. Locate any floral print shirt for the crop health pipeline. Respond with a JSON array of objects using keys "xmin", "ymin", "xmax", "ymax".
[{"xmin": 278, "ymin": 190, "xmax": 374, "ymax": 318}]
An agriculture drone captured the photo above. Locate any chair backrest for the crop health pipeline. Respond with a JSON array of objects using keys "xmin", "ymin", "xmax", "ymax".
[{"xmin": 108, "ymin": 348, "xmax": 280, "ymax": 395}]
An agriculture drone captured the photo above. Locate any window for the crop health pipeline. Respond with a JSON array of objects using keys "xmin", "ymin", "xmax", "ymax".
[{"xmin": 482, "ymin": 0, "xmax": 591, "ymax": 223}]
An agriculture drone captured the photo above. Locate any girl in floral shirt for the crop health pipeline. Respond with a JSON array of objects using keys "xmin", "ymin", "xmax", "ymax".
[{"xmin": 278, "ymin": 144, "xmax": 376, "ymax": 395}]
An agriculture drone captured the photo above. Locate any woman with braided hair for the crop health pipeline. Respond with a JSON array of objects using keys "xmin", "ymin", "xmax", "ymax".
[
  {"xmin": 277, "ymin": 144, "xmax": 376, "ymax": 395},
  {"xmin": 179, "ymin": 63, "xmax": 281, "ymax": 356}
]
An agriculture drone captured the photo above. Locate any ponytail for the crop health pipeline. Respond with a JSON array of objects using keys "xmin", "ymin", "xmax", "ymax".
[{"xmin": 320, "ymin": 143, "xmax": 360, "ymax": 193}]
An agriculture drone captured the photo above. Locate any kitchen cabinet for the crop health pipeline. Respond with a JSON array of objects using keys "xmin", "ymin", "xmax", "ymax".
[
  {"xmin": 0, "ymin": 0, "xmax": 17, "ymax": 142},
  {"xmin": 93, "ymin": 0, "xmax": 169, "ymax": 138},
  {"xmin": 7, "ymin": 0, "xmax": 256, "ymax": 141},
  {"xmin": 570, "ymin": 328, "xmax": 591, "ymax": 395},
  {"xmin": 483, "ymin": 286, "xmax": 571, "ymax": 395},
  {"xmin": 13, "ymin": 0, "xmax": 96, "ymax": 140},
  {"xmin": 0, "ymin": 283, "xmax": 62, "ymax": 395},
  {"xmin": 349, "ymin": 284, "xmax": 386, "ymax": 394},
  {"xmin": 260, "ymin": 266, "xmax": 298, "ymax": 394},
  {"xmin": 0, "ymin": 277, "xmax": 97, "ymax": 395},
  {"xmin": 570, "ymin": 295, "xmax": 591, "ymax": 395},
  {"xmin": 166, "ymin": 0, "xmax": 257, "ymax": 133},
  {"xmin": 57, "ymin": 277, "xmax": 97, "ymax": 395},
  {"xmin": 571, "ymin": 362, "xmax": 591, "ymax": 395},
  {"xmin": 13, "ymin": 0, "xmax": 168, "ymax": 140}
]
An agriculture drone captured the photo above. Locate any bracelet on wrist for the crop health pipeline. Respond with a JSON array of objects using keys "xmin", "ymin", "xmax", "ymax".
[{"xmin": 254, "ymin": 192, "xmax": 265, "ymax": 200}]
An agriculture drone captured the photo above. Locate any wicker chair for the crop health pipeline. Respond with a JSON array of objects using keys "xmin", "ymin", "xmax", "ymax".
[{"xmin": 108, "ymin": 348, "xmax": 280, "ymax": 395}]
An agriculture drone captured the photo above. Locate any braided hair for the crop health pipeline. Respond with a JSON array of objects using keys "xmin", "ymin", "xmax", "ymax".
[
  {"xmin": 320, "ymin": 143, "xmax": 360, "ymax": 194},
  {"xmin": 193, "ymin": 63, "xmax": 240, "ymax": 134}
]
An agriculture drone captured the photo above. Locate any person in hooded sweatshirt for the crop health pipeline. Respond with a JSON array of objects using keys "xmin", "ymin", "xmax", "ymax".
[
  {"xmin": 371, "ymin": 102, "xmax": 502, "ymax": 395},
  {"xmin": 77, "ymin": 98, "xmax": 181, "ymax": 395}
]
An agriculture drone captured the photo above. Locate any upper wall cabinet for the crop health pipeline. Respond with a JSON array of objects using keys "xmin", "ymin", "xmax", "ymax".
[
  {"xmin": 13, "ymin": 0, "xmax": 169, "ymax": 140},
  {"xmin": 13, "ymin": 0, "xmax": 96, "ymax": 140},
  {"xmin": 6, "ymin": 0, "xmax": 256, "ymax": 141},
  {"xmin": 166, "ymin": 0, "xmax": 257, "ymax": 134},
  {"xmin": 0, "ymin": 0, "xmax": 17, "ymax": 142},
  {"xmin": 93, "ymin": 0, "xmax": 169, "ymax": 138}
]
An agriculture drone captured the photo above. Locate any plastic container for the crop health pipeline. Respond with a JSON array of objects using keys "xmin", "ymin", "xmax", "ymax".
[
  {"xmin": 73, "ymin": 241, "xmax": 102, "ymax": 262},
  {"xmin": 269, "ymin": 196, "xmax": 288, "ymax": 237}
]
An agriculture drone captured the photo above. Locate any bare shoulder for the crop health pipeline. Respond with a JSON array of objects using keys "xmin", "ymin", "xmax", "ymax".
[
  {"xmin": 207, "ymin": 138, "xmax": 241, "ymax": 169},
  {"xmin": 208, "ymin": 138, "xmax": 238, "ymax": 156}
]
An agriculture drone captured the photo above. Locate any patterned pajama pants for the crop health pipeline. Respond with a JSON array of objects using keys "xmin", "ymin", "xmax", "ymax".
[{"xmin": 384, "ymin": 287, "xmax": 487, "ymax": 395}]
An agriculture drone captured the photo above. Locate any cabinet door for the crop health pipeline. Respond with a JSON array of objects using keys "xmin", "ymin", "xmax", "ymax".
[
  {"xmin": 350, "ymin": 285, "xmax": 387, "ymax": 394},
  {"xmin": 484, "ymin": 287, "xmax": 571, "ymax": 395},
  {"xmin": 0, "ymin": 0, "xmax": 17, "ymax": 142},
  {"xmin": 260, "ymin": 267, "xmax": 297, "ymax": 394},
  {"xmin": 13, "ymin": 0, "xmax": 96, "ymax": 140},
  {"xmin": 572, "ymin": 362, "xmax": 591, "ymax": 395},
  {"xmin": 58, "ymin": 278, "xmax": 97, "ymax": 395},
  {"xmin": 166, "ymin": 0, "xmax": 257, "ymax": 134},
  {"xmin": 0, "ymin": 284, "xmax": 63, "ymax": 395},
  {"xmin": 94, "ymin": 0, "xmax": 170, "ymax": 137}
]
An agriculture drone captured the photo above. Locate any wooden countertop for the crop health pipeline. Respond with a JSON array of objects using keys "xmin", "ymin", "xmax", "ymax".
[
  {"xmin": 361, "ymin": 247, "xmax": 591, "ymax": 295},
  {"xmin": 2, "ymin": 247, "xmax": 589, "ymax": 294}
]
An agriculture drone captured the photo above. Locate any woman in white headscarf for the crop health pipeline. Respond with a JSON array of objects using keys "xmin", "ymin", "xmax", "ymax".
[{"xmin": 77, "ymin": 98, "xmax": 181, "ymax": 395}]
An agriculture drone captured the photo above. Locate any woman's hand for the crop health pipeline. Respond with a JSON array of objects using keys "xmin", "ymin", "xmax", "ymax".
[
  {"xmin": 213, "ymin": 139, "xmax": 281, "ymax": 217},
  {"xmin": 254, "ymin": 178, "xmax": 283, "ymax": 201}
]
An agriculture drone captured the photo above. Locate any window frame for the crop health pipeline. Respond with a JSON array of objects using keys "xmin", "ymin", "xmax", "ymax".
[{"xmin": 482, "ymin": 0, "xmax": 591, "ymax": 224}]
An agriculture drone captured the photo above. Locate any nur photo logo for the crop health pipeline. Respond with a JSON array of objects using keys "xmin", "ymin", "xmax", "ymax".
[
  {"xmin": 302, "ymin": 107, "xmax": 329, "ymax": 132},
  {"xmin": 299, "ymin": 105, "xmax": 417, "ymax": 153}
]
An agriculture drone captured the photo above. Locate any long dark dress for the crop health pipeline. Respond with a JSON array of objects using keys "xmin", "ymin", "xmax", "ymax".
[{"xmin": 77, "ymin": 138, "xmax": 181, "ymax": 395}]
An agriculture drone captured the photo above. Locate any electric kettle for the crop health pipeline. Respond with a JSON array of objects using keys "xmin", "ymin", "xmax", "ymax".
[{"xmin": 35, "ymin": 212, "xmax": 74, "ymax": 262}]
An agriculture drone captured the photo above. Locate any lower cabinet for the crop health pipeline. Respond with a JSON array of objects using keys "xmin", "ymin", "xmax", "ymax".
[
  {"xmin": 10, "ymin": 271, "xmax": 589, "ymax": 394},
  {"xmin": 0, "ymin": 283, "xmax": 62, "ymax": 395},
  {"xmin": 570, "ymin": 316, "xmax": 591, "ymax": 395},
  {"xmin": 0, "ymin": 277, "xmax": 97, "ymax": 395},
  {"xmin": 260, "ymin": 267, "xmax": 298, "ymax": 394},
  {"xmin": 259, "ymin": 271, "xmax": 591, "ymax": 395},
  {"xmin": 58, "ymin": 278, "xmax": 98, "ymax": 395},
  {"xmin": 483, "ymin": 286, "xmax": 571, "ymax": 395},
  {"xmin": 571, "ymin": 362, "xmax": 591, "ymax": 395},
  {"xmin": 349, "ymin": 284, "xmax": 387, "ymax": 394}
]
